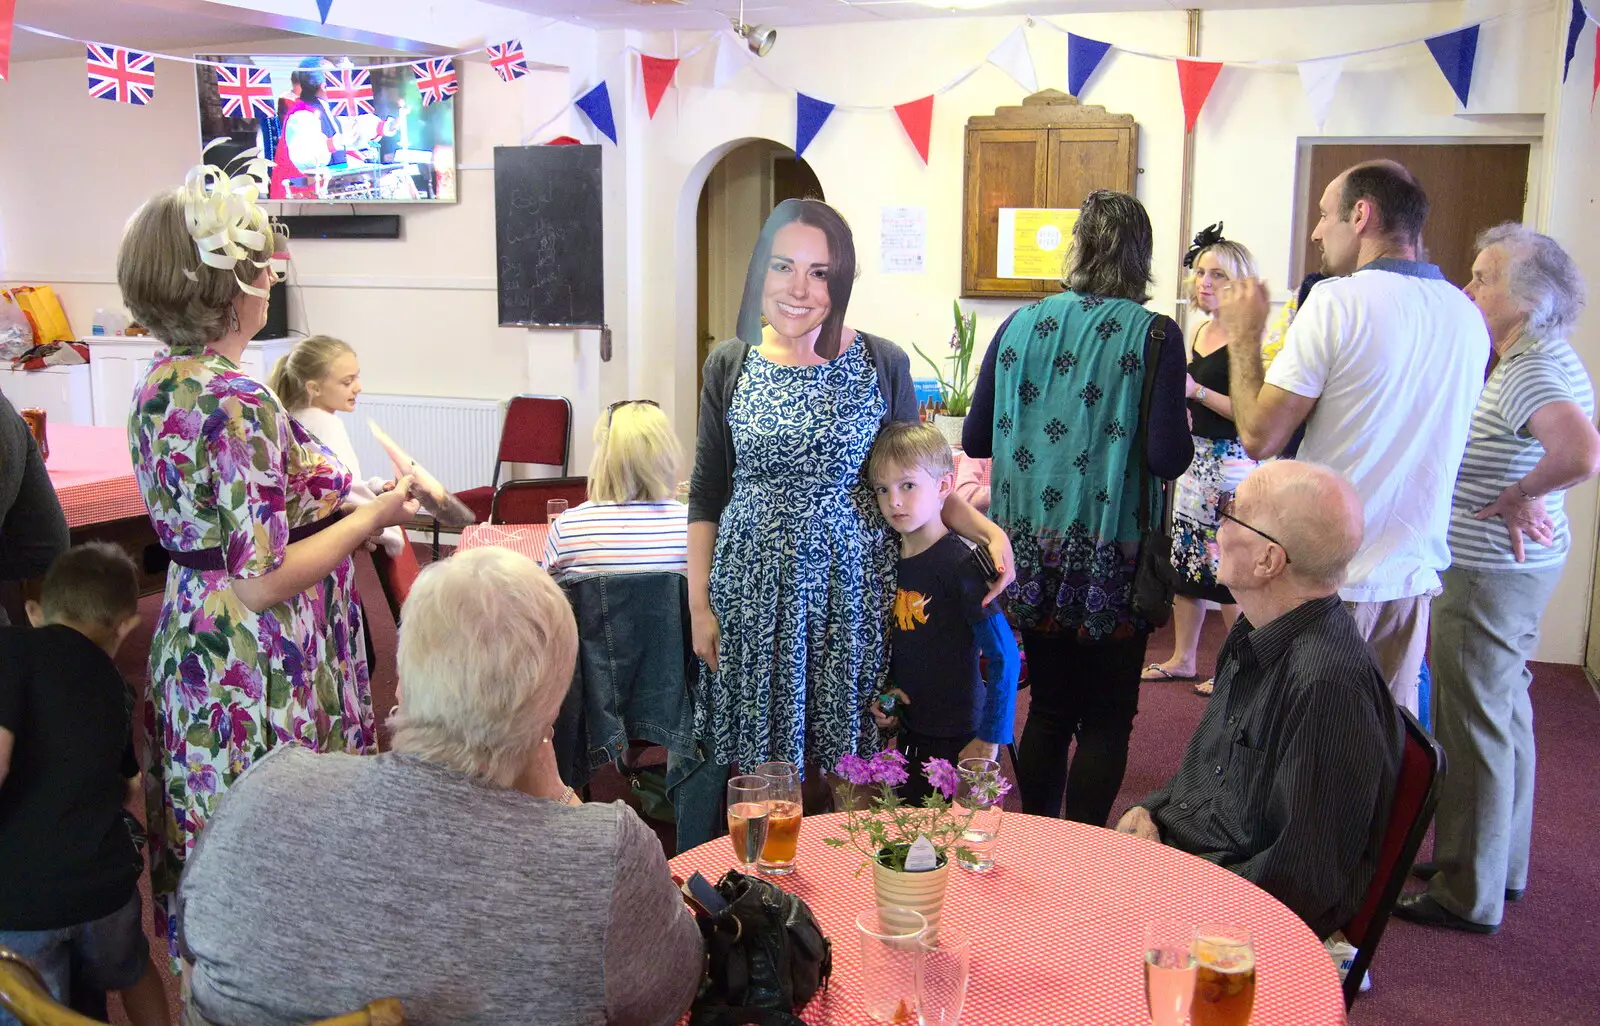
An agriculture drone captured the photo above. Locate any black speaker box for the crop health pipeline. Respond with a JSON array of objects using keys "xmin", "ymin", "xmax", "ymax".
[
  {"xmin": 276, "ymin": 214, "xmax": 402, "ymax": 240},
  {"xmin": 255, "ymin": 281, "xmax": 289, "ymax": 341}
]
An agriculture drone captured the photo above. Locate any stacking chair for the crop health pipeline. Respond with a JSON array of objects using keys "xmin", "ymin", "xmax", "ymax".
[
  {"xmin": 431, "ymin": 394, "xmax": 572, "ymax": 557},
  {"xmin": 489, "ymin": 476, "xmax": 589, "ymax": 525},
  {"xmin": 369, "ymin": 540, "xmax": 423, "ymax": 625},
  {"xmin": 1338, "ymin": 707, "xmax": 1446, "ymax": 1008}
]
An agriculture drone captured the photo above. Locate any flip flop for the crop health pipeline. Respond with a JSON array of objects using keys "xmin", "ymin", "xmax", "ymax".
[
  {"xmin": 1192, "ymin": 679, "xmax": 1215, "ymax": 697},
  {"xmin": 1142, "ymin": 663, "xmax": 1198, "ymax": 682}
]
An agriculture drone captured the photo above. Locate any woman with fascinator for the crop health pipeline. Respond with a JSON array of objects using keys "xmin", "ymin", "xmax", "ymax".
[
  {"xmin": 118, "ymin": 163, "xmax": 418, "ymax": 964},
  {"xmin": 1142, "ymin": 223, "xmax": 1264, "ymax": 697}
]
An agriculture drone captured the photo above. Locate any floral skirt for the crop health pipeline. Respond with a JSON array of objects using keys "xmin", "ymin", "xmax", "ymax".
[{"xmin": 1170, "ymin": 435, "xmax": 1258, "ymax": 603}]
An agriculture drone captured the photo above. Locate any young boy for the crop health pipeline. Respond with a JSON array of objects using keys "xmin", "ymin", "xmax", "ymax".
[
  {"xmin": 868, "ymin": 422, "xmax": 1020, "ymax": 804},
  {"xmin": 0, "ymin": 543, "xmax": 168, "ymax": 1026}
]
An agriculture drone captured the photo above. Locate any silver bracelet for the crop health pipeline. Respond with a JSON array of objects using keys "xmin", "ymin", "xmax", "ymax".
[
  {"xmin": 1514, "ymin": 480, "xmax": 1537, "ymax": 501},
  {"xmin": 555, "ymin": 785, "xmax": 576, "ymax": 805}
]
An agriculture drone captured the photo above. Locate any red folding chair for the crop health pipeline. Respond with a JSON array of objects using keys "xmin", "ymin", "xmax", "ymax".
[
  {"xmin": 489, "ymin": 476, "xmax": 590, "ymax": 525},
  {"xmin": 432, "ymin": 394, "xmax": 572, "ymax": 557},
  {"xmin": 1339, "ymin": 706, "xmax": 1446, "ymax": 1008},
  {"xmin": 369, "ymin": 541, "xmax": 423, "ymax": 626}
]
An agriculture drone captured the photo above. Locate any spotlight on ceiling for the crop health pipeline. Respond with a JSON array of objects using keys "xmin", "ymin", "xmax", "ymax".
[{"xmin": 730, "ymin": 1, "xmax": 775, "ymax": 57}]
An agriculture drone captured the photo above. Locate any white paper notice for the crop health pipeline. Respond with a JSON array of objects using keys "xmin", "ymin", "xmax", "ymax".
[
  {"xmin": 904, "ymin": 834, "xmax": 939, "ymax": 871},
  {"xmin": 881, "ymin": 206, "xmax": 926, "ymax": 274}
]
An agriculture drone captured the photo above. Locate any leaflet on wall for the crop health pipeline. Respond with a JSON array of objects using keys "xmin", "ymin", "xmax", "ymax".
[
  {"xmin": 880, "ymin": 206, "xmax": 927, "ymax": 274},
  {"xmin": 997, "ymin": 207, "xmax": 1079, "ymax": 279}
]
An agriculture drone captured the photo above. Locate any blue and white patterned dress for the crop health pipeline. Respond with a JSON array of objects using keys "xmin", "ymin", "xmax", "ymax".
[{"xmin": 700, "ymin": 340, "xmax": 898, "ymax": 770}]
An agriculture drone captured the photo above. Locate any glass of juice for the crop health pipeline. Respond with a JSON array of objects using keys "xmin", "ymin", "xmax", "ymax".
[
  {"xmin": 753, "ymin": 761, "xmax": 802, "ymax": 875},
  {"xmin": 726, "ymin": 776, "xmax": 770, "ymax": 869},
  {"xmin": 1144, "ymin": 922, "xmax": 1197, "ymax": 1026},
  {"xmin": 1192, "ymin": 925, "xmax": 1255, "ymax": 1026}
]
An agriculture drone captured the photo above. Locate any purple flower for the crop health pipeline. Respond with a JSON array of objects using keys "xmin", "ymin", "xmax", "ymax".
[
  {"xmin": 835, "ymin": 753, "xmax": 873, "ymax": 786},
  {"xmin": 185, "ymin": 754, "xmax": 218, "ymax": 795},
  {"xmin": 868, "ymin": 750, "xmax": 909, "ymax": 787},
  {"xmin": 924, "ymin": 758, "xmax": 961, "ymax": 800},
  {"xmin": 176, "ymin": 653, "xmax": 211, "ymax": 710}
]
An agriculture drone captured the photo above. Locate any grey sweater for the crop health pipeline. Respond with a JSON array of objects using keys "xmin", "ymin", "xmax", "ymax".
[
  {"xmin": 179, "ymin": 747, "xmax": 703, "ymax": 1026},
  {"xmin": 0, "ymin": 390, "xmax": 68, "ymax": 625},
  {"xmin": 688, "ymin": 334, "xmax": 918, "ymax": 525}
]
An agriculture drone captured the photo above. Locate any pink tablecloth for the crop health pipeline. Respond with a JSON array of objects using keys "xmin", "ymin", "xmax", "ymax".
[
  {"xmin": 44, "ymin": 424, "xmax": 145, "ymax": 529},
  {"xmin": 454, "ymin": 523, "xmax": 550, "ymax": 563},
  {"xmin": 670, "ymin": 812, "xmax": 1346, "ymax": 1026}
]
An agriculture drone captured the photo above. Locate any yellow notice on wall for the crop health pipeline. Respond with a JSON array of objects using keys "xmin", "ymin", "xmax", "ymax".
[{"xmin": 996, "ymin": 208, "xmax": 1079, "ymax": 280}]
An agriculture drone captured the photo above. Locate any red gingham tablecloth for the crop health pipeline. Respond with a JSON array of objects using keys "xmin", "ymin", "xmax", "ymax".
[
  {"xmin": 44, "ymin": 424, "xmax": 145, "ymax": 529},
  {"xmin": 454, "ymin": 523, "xmax": 549, "ymax": 563},
  {"xmin": 670, "ymin": 811, "xmax": 1346, "ymax": 1026}
]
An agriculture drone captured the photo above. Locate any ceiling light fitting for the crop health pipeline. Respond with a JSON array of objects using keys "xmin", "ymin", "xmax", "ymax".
[{"xmin": 731, "ymin": 0, "xmax": 776, "ymax": 57}]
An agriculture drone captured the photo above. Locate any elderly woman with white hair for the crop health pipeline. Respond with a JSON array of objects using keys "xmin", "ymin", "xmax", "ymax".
[
  {"xmin": 177, "ymin": 547, "xmax": 704, "ymax": 1025},
  {"xmin": 1397, "ymin": 224, "xmax": 1600, "ymax": 936}
]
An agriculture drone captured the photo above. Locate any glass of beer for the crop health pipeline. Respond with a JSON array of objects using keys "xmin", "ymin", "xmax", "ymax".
[
  {"xmin": 1191, "ymin": 924, "xmax": 1255, "ymax": 1026},
  {"xmin": 754, "ymin": 761, "xmax": 802, "ymax": 875},
  {"xmin": 726, "ymin": 776, "xmax": 770, "ymax": 869},
  {"xmin": 1143, "ymin": 922, "xmax": 1197, "ymax": 1026}
]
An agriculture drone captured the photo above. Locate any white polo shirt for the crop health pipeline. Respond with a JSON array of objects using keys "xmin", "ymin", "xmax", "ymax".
[{"xmin": 1265, "ymin": 259, "xmax": 1489, "ymax": 603}]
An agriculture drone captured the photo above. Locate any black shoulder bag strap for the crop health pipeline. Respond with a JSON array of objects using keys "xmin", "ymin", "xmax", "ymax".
[{"xmin": 1134, "ymin": 316, "xmax": 1170, "ymax": 538}]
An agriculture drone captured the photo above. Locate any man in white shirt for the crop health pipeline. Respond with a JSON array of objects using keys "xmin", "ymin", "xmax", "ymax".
[{"xmin": 1212, "ymin": 161, "xmax": 1490, "ymax": 714}]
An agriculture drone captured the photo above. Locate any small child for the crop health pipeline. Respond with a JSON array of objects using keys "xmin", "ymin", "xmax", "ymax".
[
  {"xmin": 868, "ymin": 422, "xmax": 1020, "ymax": 805},
  {"xmin": 0, "ymin": 543, "xmax": 168, "ymax": 1025}
]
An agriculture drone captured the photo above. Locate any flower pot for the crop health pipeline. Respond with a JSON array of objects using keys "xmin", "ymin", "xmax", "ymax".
[
  {"xmin": 931, "ymin": 413, "xmax": 966, "ymax": 448},
  {"xmin": 872, "ymin": 856, "xmax": 951, "ymax": 933}
]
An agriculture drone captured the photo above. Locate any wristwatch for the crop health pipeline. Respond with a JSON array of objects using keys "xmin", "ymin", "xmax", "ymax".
[{"xmin": 1194, "ymin": 386, "xmax": 1210, "ymax": 403}]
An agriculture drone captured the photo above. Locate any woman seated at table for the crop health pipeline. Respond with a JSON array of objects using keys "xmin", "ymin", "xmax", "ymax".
[
  {"xmin": 178, "ymin": 547, "xmax": 703, "ymax": 1026},
  {"xmin": 543, "ymin": 400, "xmax": 689, "ymax": 576}
]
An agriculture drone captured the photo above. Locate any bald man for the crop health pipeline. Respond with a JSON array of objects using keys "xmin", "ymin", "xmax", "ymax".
[{"xmin": 1117, "ymin": 461, "xmax": 1403, "ymax": 939}]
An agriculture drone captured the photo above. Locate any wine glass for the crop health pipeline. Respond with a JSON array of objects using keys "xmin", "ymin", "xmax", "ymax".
[
  {"xmin": 753, "ymin": 761, "xmax": 802, "ymax": 875},
  {"xmin": 726, "ymin": 775, "xmax": 770, "ymax": 869},
  {"xmin": 1192, "ymin": 925, "xmax": 1255, "ymax": 1026},
  {"xmin": 1143, "ymin": 922, "xmax": 1197, "ymax": 1026}
]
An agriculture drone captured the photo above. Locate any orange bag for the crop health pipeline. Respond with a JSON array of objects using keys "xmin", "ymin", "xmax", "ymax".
[{"xmin": 2, "ymin": 286, "xmax": 74, "ymax": 346}]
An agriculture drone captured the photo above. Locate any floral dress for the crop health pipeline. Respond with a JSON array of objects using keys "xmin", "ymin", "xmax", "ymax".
[
  {"xmin": 698, "ymin": 340, "xmax": 898, "ymax": 770},
  {"xmin": 129, "ymin": 347, "xmax": 375, "ymax": 961}
]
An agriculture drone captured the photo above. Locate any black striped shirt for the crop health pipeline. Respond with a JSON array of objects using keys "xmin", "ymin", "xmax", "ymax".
[{"xmin": 1142, "ymin": 596, "xmax": 1402, "ymax": 938}]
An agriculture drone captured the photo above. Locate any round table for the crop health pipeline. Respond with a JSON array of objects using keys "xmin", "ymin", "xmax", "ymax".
[{"xmin": 669, "ymin": 811, "xmax": 1347, "ymax": 1025}]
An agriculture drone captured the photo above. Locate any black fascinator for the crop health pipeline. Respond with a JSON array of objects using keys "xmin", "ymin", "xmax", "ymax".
[{"xmin": 1183, "ymin": 222, "xmax": 1225, "ymax": 269}]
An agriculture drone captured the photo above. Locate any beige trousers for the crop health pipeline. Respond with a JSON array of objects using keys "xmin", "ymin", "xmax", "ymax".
[{"xmin": 1344, "ymin": 593, "xmax": 1433, "ymax": 715}]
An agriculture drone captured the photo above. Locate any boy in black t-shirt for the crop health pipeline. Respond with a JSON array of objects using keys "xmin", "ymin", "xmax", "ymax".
[
  {"xmin": 0, "ymin": 543, "xmax": 167, "ymax": 1025},
  {"xmin": 867, "ymin": 423, "xmax": 1020, "ymax": 804}
]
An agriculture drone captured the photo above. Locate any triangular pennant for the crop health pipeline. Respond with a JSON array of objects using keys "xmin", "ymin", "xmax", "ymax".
[
  {"xmin": 1067, "ymin": 33, "xmax": 1112, "ymax": 98},
  {"xmin": 0, "ymin": 0, "xmax": 15, "ymax": 83},
  {"xmin": 640, "ymin": 55, "xmax": 679, "ymax": 119},
  {"xmin": 1425, "ymin": 26, "xmax": 1479, "ymax": 107},
  {"xmin": 894, "ymin": 95, "xmax": 934, "ymax": 164},
  {"xmin": 1296, "ymin": 56, "xmax": 1344, "ymax": 132},
  {"xmin": 712, "ymin": 31, "xmax": 751, "ymax": 89},
  {"xmin": 576, "ymin": 80, "xmax": 618, "ymax": 144},
  {"xmin": 1176, "ymin": 59, "xmax": 1223, "ymax": 133},
  {"xmin": 1565, "ymin": 0, "xmax": 1587, "ymax": 82},
  {"xmin": 796, "ymin": 92, "xmax": 835, "ymax": 157},
  {"xmin": 987, "ymin": 27, "xmax": 1038, "ymax": 94},
  {"xmin": 316, "ymin": 0, "xmax": 333, "ymax": 24}
]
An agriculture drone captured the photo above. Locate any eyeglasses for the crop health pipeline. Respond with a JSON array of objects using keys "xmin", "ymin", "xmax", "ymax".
[
  {"xmin": 605, "ymin": 399, "xmax": 660, "ymax": 426},
  {"xmin": 1218, "ymin": 492, "xmax": 1292, "ymax": 564}
]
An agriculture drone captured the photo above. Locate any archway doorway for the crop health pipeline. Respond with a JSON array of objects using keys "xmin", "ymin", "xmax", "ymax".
[{"xmin": 694, "ymin": 141, "xmax": 824, "ymax": 387}]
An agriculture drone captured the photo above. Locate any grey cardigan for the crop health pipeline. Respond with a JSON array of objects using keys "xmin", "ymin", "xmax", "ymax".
[{"xmin": 688, "ymin": 334, "xmax": 918, "ymax": 525}]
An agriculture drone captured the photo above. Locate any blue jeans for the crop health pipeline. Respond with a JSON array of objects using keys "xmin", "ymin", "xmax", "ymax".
[{"xmin": 0, "ymin": 892, "xmax": 147, "ymax": 1026}]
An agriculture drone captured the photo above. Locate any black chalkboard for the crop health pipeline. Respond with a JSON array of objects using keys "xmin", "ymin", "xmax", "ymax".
[{"xmin": 494, "ymin": 145, "xmax": 604, "ymax": 326}]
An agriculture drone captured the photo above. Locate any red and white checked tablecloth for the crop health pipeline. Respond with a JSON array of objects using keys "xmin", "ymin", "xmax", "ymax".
[
  {"xmin": 454, "ymin": 523, "xmax": 550, "ymax": 563},
  {"xmin": 44, "ymin": 424, "xmax": 146, "ymax": 529},
  {"xmin": 670, "ymin": 811, "xmax": 1346, "ymax": 1026}
]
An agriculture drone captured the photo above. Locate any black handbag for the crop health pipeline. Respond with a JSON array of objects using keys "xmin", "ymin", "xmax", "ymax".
[
  {"xmin": 689, "ymin": 869, "xmax": 833, "ymax": 1026},
  {"xmin": 1131, "ymin": 318, "xmax": 1178, "ymax": 627}
]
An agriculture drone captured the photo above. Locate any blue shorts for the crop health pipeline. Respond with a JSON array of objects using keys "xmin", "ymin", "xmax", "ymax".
[{"xmin": 0, "ymin": 892, "xmax": 149, "ymax": 1024}]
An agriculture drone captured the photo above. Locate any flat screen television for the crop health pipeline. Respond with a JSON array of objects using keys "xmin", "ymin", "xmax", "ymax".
[{"xmin": 195, "ymin": 53, "xmax": 457, "ymax": 203}]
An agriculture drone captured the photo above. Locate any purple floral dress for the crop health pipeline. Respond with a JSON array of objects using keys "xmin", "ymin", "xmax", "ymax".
[{"xmin": 129, "ymin": 347, "xmax": 375, "ymax": 961}]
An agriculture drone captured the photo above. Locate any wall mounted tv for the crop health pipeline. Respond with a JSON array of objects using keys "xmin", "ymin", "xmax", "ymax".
[{"xmin": 196, "ymin": 54, "xmax": 457, "ymax": 203}]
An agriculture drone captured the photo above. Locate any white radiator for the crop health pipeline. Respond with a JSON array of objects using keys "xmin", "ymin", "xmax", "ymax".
[{"xmin": 338, "ymin": 394, "xmax": 504, "ymax": 493}]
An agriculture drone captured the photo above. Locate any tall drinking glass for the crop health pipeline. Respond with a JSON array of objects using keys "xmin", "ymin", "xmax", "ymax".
[
  {"xmin": 1144, "ymin": 922, "xmax": 1197, "ymax": 1026},
  {"xmin": 916, "ymin": 926, "xmax": 970, "ymax": 1026},
  {"xmin": 1192, "ymin": 925, "xmax": 1255, "ymax": 1026},
  {"xmin": 954, "ymin": 758, "xmax": 1006, "ymax": 872},
  {"xmin": 753, "ymin": 761, "xmax": 802, "ymax": 875},
  {"xmin": 545, "ymin": 498, "xmax": 569, "ymax": 523},
  {"xmin": 726, "ymin": 776, "xmax": 770, "ymax": 869},
  {"xmin": 857, "ymin": 907, "xmax": 926, "ymax": 1023}
]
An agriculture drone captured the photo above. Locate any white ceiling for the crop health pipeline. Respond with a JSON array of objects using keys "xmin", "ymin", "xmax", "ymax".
[{"xmin": 9, "ymin": 0, "xmax": 301, "ymax": 61}]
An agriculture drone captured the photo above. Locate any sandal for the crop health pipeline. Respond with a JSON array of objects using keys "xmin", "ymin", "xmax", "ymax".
[
  {"xmin": 1142, "ymin": 663, "xmax": 1198, "ymax": 682},
  {"xmin": 1192, "ymin": 678, "xmax": 1215, "ymax": 697}
]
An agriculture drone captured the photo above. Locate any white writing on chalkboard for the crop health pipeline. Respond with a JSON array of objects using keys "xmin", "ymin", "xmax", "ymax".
[{"xmin": 494, "ymin": 145, "xmax": 605, "ymax": 326}]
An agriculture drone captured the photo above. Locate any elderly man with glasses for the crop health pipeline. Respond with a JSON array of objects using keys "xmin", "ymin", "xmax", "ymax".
[{"xmin": 1115, "ymin": 460, "xmax": 1403, "ymax": 939}]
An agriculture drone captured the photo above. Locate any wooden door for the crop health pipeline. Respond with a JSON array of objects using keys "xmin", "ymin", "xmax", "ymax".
[
  {"xmin": 1047, "ymin": 128, "xmax": 1137, "ymax": 210},
  {"xmin": 962, "ymin": 128, "xmax": 1053, "ymax": 297},
  {"xmin": 1296, "ymin": 143, "xmax": 1530, "ymax": 287}
]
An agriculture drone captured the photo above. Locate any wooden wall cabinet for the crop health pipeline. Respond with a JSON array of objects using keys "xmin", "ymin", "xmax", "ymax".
[{"xmin": 962, "ymin": 90, "xmax": 1139, "ymax": 299}]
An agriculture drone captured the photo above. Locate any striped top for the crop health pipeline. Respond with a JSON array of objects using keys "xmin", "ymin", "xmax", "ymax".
[
  {"xmin": 1449, "ymin": 336, "xmax": 1596, "ymax": 571},
  {"xmin": 542, "ymin": 500, "xmax": 689, "ymax": 576}
]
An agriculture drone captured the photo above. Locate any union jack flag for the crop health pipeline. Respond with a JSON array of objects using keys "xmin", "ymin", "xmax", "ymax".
[
  {"xmin": 486, "ymin": 39, "xmax": 529, "ymax": 83},
  {"xmin": 215, "ymin": 64, "xmax": 275, "ymax": 120},
  {"xmin": 87, "ymin": 43, "xmax": 155, "ymax": 106},
  {"xmin": 323, "ymin": 66, "xmax": 375, "ymax": 118},
  {"xmin": 411, "ymin": 57, "xmax": 457, "ymax": 106}
]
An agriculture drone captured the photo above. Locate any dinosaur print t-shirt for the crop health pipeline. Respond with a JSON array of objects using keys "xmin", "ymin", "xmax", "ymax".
[{"xmin": 888, "ymin": 532, "xmax": 993, "ymax": 738}]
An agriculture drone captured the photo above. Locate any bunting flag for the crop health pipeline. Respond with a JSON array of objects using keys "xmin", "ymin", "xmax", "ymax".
[
  {"xmin": 315, "ymin": 0, "xmax": 332, "ymax": 24},
  {"xmin": 1175, "ymin": 59, "xmax": 1223, "ymax": 133},
  {"xmin": 712, "ymin": 31, "xmax": 751, "ymax": 89},
  {"xmin": 324, "ymin": 67, "xmax": 374, "ymax": 117},
  {"xmin": 640, "ymin": 54, "xmax": 679, "ymax": 119},
  {"xmin": 412, "ymin": 57, "xmax": 458, "ymax": 106},
  {"xmin": 1425, "ymin": 26, "xmax": 1479, "ymax": 106},
  {"xmin": 216, "ymin": 64, "xmax": 275, "ymax": 120},
  {"xmin": 1565, "ymin": 0, "xmax": 1587, "ymax": 81},
  {"xmin": 987, "ymin": 27, "xmax": 1037, "ymax": 94},
  {"xmin": 796, "ymin": 92, "xmax": 835, "ymax": 156},
  {"xmin": 576, "ymin": 80, "xmax": 618, "ymax": 143},
  {"xmin": 87, "ymin": 44, "xmax": 155, "ymax": 105},
  {"xmin": 487, "ymin": 39, "xmax": 529, "ymax": 83},
  {"xmin": 894, "ymin": 95, "xmax": 934, "ymax": 164},
  {"xmin": 0, "ymin": 0, "xmax": 15, "ymax": 83},
  {"xmin": 1296, "ymin": 56, "xmax": 1344, "ymax": 131},
  {"xmin": 1067, "ymin": 33, "xmax": 1113, "ymax": 98}
]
